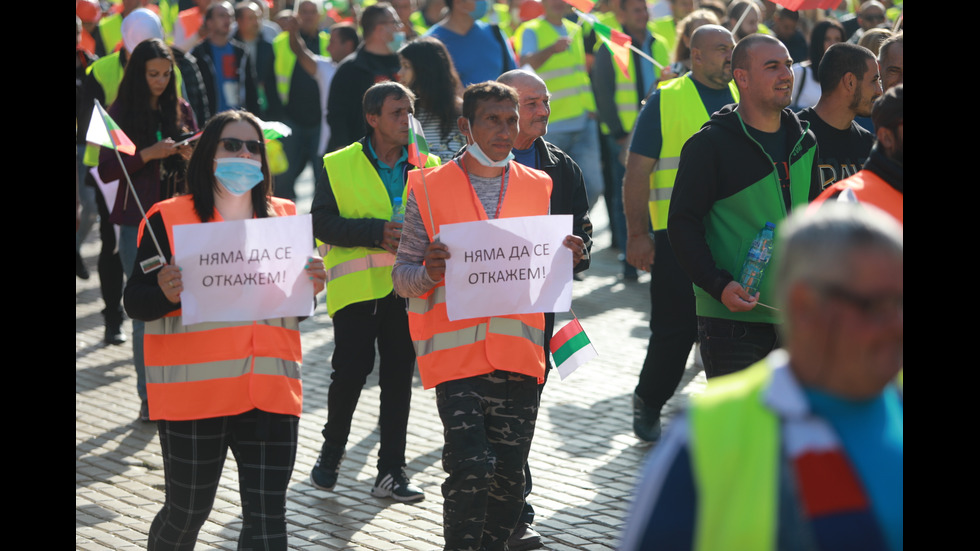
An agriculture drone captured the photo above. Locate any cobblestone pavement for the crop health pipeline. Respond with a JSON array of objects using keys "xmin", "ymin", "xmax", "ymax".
[{"xmin": 76, "ymin": 172, "xmax": 707, "ymax": 550}]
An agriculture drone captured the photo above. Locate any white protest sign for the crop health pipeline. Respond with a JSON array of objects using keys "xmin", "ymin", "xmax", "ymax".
[
  {"xmin": 173, "ymin": 214, "xmax": 314, "ymax": 325},
  {"xmin": 440, "ymin": 215, "xmax": 572, "ymax": 321}
]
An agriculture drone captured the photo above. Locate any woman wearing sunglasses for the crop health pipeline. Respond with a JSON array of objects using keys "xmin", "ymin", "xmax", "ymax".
[
  {"xmin": 124, "ymin": 110, "xmax": 326, "ymax": 550},
  {"xmin": 97, "ymin": 38, "xmax": 197, "ymax": 421}
]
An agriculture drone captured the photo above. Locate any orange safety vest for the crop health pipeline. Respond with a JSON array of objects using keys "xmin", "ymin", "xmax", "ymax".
[
  {"xmin": 141, "ymin": 195, "xmax": 303, "ymax": 421},
  {"xmin": 812, "ymin": 169, "xmax": 903, "ymax": 225},
  {"xmin": 407, "ymin": 161, "xmax": 552, "ymax": 389}
]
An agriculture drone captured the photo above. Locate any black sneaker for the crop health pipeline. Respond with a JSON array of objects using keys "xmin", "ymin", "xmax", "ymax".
[
  {"xmin": 371, "ymin": 468, "xmax": 424, "ymax": 502},
  {"xmin": 508, "ymin": 523, "xmax": 544, "ymax": 551},
  {"xmin": 310, "ymin": 442, "xmax": 345, "ymax": 491},
  {"xmin": 632, "ymin": 392, "xmax": 662, "ymax": 443}
]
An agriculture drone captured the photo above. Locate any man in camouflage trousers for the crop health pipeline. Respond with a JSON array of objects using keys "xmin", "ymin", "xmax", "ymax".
[{"xmin": 436, "ymin": 373, "xmax": 539, "ymax": 549}]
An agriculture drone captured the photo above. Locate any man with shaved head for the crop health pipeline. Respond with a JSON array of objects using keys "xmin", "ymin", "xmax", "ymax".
[
  {"xmin": 494, "ymin": 69, "xmax": 592, "ymax": 550},
  {"xmin": 623, "ymin": 24, "xmax": 741, "ymax": 443},
  {"xmin": 668, "ymin": 34, "xmax": 821, "ymax": 378}
]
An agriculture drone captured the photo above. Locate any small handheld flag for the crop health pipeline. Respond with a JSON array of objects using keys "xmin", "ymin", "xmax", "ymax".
[
  {"xmin": 550, "ymin": 318, "xmax": 598, "ymax": 380},
  {"xmin": 592, "ymin": 20, "xmax": 633, "ymax": 79},
  {"xmin": 408, "ymin": 113, "xmax": 430, "ymax": 168},
  {"xmin": 88, "ymin": 100, "xmax": 166, "ymax": 269},
  {"xmin": 259, "ymin": 120, "xmax": 293, "ymax": 141},
  {"xmin": 86, "ymin": 102, "xmax": 136, "ymax": 155}
]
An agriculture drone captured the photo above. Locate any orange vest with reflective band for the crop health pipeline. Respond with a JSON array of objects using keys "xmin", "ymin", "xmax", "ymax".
[
  {"xmin": 407, "ymin": 161, "xmax": 552, "ymax": 389},
  {"xmin": 811, "ymin": 169, "xmax": 903, "ymax": 225},
  {"xmin": 141, "ymin": 195, "xmax": 303, "ymax": 421}
]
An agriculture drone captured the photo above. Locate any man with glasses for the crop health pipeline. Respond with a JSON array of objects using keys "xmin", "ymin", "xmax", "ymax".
[
  {"xmin": 620, "ymin": 202, "xmax": 903, "ymax": 550},
  {"xmin": 327, "ymin": 2, "xmax": 403, "ymax": 151}
]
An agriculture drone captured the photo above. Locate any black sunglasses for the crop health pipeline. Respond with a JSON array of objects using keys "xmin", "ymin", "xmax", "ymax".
[{"xmin": 219, "ymin": 138, "xmax": 264, "ymax": 155}]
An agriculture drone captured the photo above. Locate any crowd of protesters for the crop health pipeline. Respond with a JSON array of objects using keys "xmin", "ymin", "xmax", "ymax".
[{"xmin": 77, "ymin": 1, "xmax": 903, "ymax": 549}]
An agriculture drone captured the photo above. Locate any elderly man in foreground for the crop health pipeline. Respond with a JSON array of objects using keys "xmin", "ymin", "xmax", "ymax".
[{"xmin": 619, "ymin": 203, "xmax": 903, "ymax": 551}]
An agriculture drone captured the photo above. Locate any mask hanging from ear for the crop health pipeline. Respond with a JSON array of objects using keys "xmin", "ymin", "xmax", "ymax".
[{"xmin": 464, "ymin": 120, "xmax": 514, "ymax": 168}]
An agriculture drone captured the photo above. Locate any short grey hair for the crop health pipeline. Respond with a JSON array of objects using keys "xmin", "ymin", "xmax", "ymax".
[{"xmin": 774, "ymin": 203, "xmax": 903, "ymax": 338}]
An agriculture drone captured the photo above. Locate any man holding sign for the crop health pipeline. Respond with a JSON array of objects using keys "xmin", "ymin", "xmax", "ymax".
[
  {"xmin": 392, "ymin": 82, "xmax": 585, "ymax": 551},
  {"xmin": 309, "ymin": 82, "xmax": 439, "ymax": 502}
]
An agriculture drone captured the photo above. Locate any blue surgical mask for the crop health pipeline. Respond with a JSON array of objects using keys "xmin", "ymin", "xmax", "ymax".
[
  {"xmin": 470, "ymin": 0, "xmax": 489, "ymax": 20},
  {"xmin": 214, "ymin": 157, "xmax": 264, "ymax": 196},
  {"xmin": 387, "ymin": 30, "xmax": 406, "ymax": 53}
]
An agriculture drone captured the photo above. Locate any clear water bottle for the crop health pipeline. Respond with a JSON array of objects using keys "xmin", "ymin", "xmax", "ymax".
[
  {"xmin": 391, "ymin": 196, "xmax": 405, "ymax": 224},
  {"xmin": 739, "ymin": 222, "xmax": 776, "ymax": 296}
]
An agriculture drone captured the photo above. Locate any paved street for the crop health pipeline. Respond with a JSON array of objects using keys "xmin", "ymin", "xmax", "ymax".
[{"xmin": 76, "ymin": 171, "xmax": 707, "ymax": 550}]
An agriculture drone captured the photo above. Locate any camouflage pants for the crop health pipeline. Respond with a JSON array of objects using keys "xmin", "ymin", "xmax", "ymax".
[{"xmin": 435, "ymin": 371, "xmax": 539, "ymax": 551}]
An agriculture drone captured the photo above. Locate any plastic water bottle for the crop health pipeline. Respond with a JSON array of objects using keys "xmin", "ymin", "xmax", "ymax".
[
  {"xmin": 391, "ymin": 196, "xmax": 405, "ymax": 223},
  {"xmin": 738, "ymin": 222, "xmax": 776, "ymax": 296}
]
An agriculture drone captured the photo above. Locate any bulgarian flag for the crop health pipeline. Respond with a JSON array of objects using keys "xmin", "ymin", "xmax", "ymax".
[
  {"xmin": 550, "ymin": 318, "xmax": 598, "ymax": 380},
  {"xmin": 562, "ymin": 0, "xmax": 596, "ymax": 13},
  {"xmin": 407, "ymin": 113, "xmax": 430, "ymax": 168},
  {"xmin": 259, "ymin": 120, "xmax": 292, "ymax": 141},
  {"xmin": 86, "ymin": 102, "xmax": 136, "ymax": 155},
  {"xmin": 593, "ymin": 20, "xmax": 633, "ymax": 79}
]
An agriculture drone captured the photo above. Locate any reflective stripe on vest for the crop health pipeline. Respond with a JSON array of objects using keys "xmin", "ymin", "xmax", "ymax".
[
  {"xmin": 690, "ymin": 360, "xmax": 778, "ymax": 551},
  {"xmin": 406, "ymin": 161, "xmax": 552, "ymax": 389},
  {"xmin": 513, "ymin": 18, "xmax": 595, "ymax": 123},
  {"xmin": 273, "ymin": 31, "xmax": 329, "ymax": 105},
  {"xmin": 326, "ymin": 251, "xmax": 396, "ymax": 281},
  {"xmin": 144, "ymin": 317, "xmax": 301, "ymax": 384},
  {"xmin": 648, "ymin": 75, "xmax": 738, "ymax": 230},
  {"xmin": 413, "ymin": 317, "xmax": 545, "ymax": 357}
]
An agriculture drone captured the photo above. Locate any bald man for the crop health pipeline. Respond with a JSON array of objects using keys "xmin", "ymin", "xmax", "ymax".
[
  {"xmin": 624, "ymin": 25, "xmax": 740, "ymax": 442},
  {"xmin": 668, "ymin": 34, "xmax": 821, "ymax": 379},
  {"xmin": 495, "ymin": 69, "xmax": 592, "ymax": 550}
]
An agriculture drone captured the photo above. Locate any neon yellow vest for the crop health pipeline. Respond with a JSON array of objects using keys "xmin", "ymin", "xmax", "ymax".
[
  {"xmin": 273, "ymin": 31, "xmax": 329, "ymax": 106},
  {"xmin": 513, "ymin": 18, "xmax": 595, "ymax": 124},
  {"xmin": 599, "ymin": 23, "xmax": 670, "ymax": 135},
  {"xmin": 649, "ymin": 75, "xmax": 739, "ymax": 230},
  {"xmin": 159, "ymin": 0, "xmax": 179, "ymax": 39},
  {"xmin": 482, "ymin": 3, "xmax": 515, "ymax": 37},
  {"xmin": 689, "ymin": 360, "xmax": 778, "ymax": 551},
  {"xmin": 322, "ymin": 143, "xmax": 439, "ymax": 316},
  {"xmin": 650, "ymin": 15, "xmax": 677, "ymax": 58},
  {"xmin": 98, "ymin": 13, "xmax": 123, "ymax": 53},
  {"xmin": 409, "ymin": 11, "xmax": 431, "ymax": 37}
]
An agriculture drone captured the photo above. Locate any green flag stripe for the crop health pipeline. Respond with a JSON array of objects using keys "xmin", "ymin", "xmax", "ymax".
[{"xmin": 552, "ymin": 332, "xmax": 591, "ymax": 366}]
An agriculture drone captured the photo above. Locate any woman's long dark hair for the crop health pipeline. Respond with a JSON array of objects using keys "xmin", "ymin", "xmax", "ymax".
[
  {"xmin": 115, "ymin": 38, "xmax": 188, "ymax": 197},
  {"xmin": 809, "ymin": 19, "xmax": 845, "ymax": 74},
  {"xmin": 399, "ymin": 37, "xmax": 462, "ymax": 140},
  {"xmin": 186, "ymin": 110, "xmax": 273, "ymax": 222},
  {"xmin": 115, "ymin": 38, "xmax": 182, "ymax": 148}
]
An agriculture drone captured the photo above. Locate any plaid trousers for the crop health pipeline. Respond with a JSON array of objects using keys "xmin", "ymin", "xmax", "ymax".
[{"xmin": 148, "ymin": 409, "xmax": 298, "ymax": 551}]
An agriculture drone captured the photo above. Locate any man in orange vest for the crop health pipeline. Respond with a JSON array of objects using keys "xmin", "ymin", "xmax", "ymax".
[
  {"xmin": 812, "ymin": 84, "xmax": 902, "ymax": 225},
  {"xmin": 392, "ymin": 81, "xmax": 585, "ymax": 551}
]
